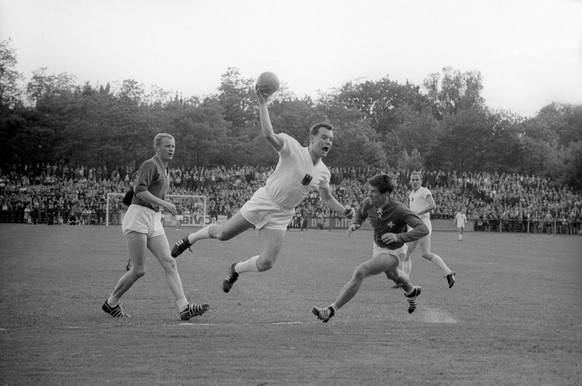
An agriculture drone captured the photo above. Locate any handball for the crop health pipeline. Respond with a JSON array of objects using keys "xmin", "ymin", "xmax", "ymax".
[{"xmin": 255, "ymin": 71, "xmax": 280, "ymax": 97}]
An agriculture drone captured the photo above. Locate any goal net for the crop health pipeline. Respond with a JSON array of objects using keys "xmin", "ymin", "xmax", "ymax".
[{"xmin": 106, "ymin": 193, "xmax": 207, "ymax": 228}]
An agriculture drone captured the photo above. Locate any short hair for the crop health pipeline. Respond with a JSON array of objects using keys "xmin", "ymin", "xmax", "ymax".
[
  {"xmin": 154, "ymin": 133, "xmax": 174, "ymax": 150},
  {"xmin": 310, "ymin": 122, "xmax": 333, "ymax": 136},
  {"xmin": 368, "ymin": 173, "xmax": 395, "ymax": 194},
  {"xmin": 410, "ymin": 171, "xmax": 423, "ymax": 179}
]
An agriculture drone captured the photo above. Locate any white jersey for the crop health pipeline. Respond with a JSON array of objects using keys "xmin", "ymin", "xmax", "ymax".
[
  {"xmin": 264, "ymin": 133, "xmax": 331, "ymax": 210},
  {"xmin": 455, "ymin": 212, "xmax": 467, "ymax": 228},
  {"xmin": 409, "ymin": 186, "xmax": 432, "ymax": 221}
]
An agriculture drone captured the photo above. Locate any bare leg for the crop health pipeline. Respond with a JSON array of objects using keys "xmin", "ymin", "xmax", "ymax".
[
  {"xmin": 236, "ymin": 228, "xmax": 285, "ymax": 273},
  {"xmin": 388, "ymin": 242, "xmax": 414, "ymax": 285},
  {"xmin": 191, "ymin": 211, "xmax": 254, "ymax": 244},
  {"xmin": 419, "ymin": 236, "xmax": 452, "ymax": 275},
  {"xmin": 108, "ymin": 232, "xmax": 147, "ymax": 305},
  {"xmin": 333, "ymin": 253, "xmax": 399, "ymax": 311},
  {"xmin": 402, "ymin": 240, "xmax": 416, "ymax": 276},
  {"xmin": 385, "ymin": 266, "xmax": 414, "ymax": 293},
  {"xmin": 148, "ymin": 234, "xmax": 188, "ymax": 309}
]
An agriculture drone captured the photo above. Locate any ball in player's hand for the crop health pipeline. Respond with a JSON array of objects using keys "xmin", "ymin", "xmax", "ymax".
[{"xmin": 255, "ymin": 72, "xmax": 280, "ymax": 97}]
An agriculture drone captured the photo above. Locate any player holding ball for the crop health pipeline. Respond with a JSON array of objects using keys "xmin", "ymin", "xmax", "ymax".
[{"xmin": 171, "ymin": 72, "xmax": 354, "ymax": 297}]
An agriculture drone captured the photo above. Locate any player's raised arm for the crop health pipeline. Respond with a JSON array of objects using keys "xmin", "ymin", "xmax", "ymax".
[{"xmin": 257, "ymin": 91, "xmax": 284, "ymax": 152}]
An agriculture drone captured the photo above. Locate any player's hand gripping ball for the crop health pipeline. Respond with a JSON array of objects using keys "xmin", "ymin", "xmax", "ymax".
[{"xmin": 255, "ymin": 72, "xmax": 280, "ymax": 97}]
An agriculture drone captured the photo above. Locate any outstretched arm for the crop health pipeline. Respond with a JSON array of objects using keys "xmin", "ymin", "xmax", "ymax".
[
  {"xmin": 257, "ymin": 91, "xmax": 284, "ymax": 152},
  {"xmin": 320, "ymin": 186, "xmax": 354, "ymax": 217}
]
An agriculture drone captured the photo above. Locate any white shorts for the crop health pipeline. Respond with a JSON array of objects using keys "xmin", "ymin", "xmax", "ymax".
[
  {"xmin": 122, "ymin": 204, "xmax": 165, "ymax": 238},
  {"xmin": 408, "ymin": 217, "xmax": 432, "ymax": 236},
  {"xmin": 239, "ymin": 187, "xmax": 295, "ymax": 231},
  {"xmin": 373, "ymin": 242, "xmax": 407, "ymax": 264}
]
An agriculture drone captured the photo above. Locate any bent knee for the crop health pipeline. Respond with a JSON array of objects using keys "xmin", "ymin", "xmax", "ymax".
[
  {"xmin": 422, "ymin": 253, "xmax": 433, "ymax": 260},
  {"xmin": 214, "ymin": 230, "xmax": 233, "ymax": 241},
  {"xmin": 132, "ymin": 268, "xmax": 146, "ymax": 278},
  {"xmin": 257, "ymin": 259, "xmax": 274, "ymax": 272},
  {"xmin": 353, "ymin": 267, "xmax": 368, "ymax": 281},
  {"xmin": 161, "ymin": 259, "xmax": 178, "ymax": 272}
]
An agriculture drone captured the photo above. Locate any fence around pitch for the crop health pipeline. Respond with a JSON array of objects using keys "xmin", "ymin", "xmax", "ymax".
[
  {"xmin": 0, "ymin": 209, "xmax": 580, "ymax": 235},
  {"xmin": 285, "ymin": 217, "xmax": 581, "ymax": 235}
]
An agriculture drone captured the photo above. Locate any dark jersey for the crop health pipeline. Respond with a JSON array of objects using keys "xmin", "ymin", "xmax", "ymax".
[
  {"xmin": 132, "ymin": 156, "xmax": 169, "ymax": 211},
  {"xmin": 353, "ymin": 197, "xmax": 428, "ymax": 249}
]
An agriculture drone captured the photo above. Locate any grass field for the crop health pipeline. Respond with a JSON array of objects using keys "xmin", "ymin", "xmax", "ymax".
[{"xmin": 0, "ymin": 223, "xmax": 581, "ymax": 385}]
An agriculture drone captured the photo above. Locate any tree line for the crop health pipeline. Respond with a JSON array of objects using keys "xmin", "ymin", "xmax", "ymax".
[{"xmin": 1, "ymin": 39, "xmax": 581, "ymax": 190}]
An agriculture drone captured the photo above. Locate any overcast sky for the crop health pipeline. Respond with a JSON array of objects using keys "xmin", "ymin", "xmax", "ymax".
[{"xmin": 1, "ymin": 0, "xmax": 581, "ymax": 117}]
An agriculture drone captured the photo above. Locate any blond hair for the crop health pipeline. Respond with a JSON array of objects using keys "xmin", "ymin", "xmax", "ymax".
[
  {"xmin": 410, "ymin": 171, "xmax": 423, "ymax": 179},
  {"xmin": 154, "ymin": 133, "xmax": 174, "ymax": 150}
]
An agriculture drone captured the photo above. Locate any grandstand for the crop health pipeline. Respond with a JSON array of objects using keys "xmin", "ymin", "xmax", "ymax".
[{"xmin": 0, "ymin": 163, "xmax": 580, "ymax": 235}]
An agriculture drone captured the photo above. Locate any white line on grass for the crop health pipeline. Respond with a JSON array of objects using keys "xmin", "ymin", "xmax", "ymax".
[
  {"xmin": 177, "ymin": 323, "xmax": 221, "ymax": 326},
  {"xmin": 420, "ymin": 308, "xmax": 458, "ymax": 324},
  {"xmin": 173, "ymin": 321, "xmax": 305, "ymax": 326}
]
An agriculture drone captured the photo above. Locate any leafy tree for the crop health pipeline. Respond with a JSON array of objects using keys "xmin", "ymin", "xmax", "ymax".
[
  {"xmin": 314, "ymin": 90, "xmax": 387, "ymax": 167},
  {"xmin": 1, "ymin": 62, "xmax": 581, "ymax": 189},
  {"xmin": 560, "ymin": 141, "xmax": 582, "ymax": 190},
  {"xmin": 518, "ymin": 136, "xmax": 548, "ymax": 176},
  {"xmin": 520, "ymin": 103, "xmax": 582, "ymax": 188},
  {"xmin": 217, "ymin": 67, "xmax": 256, "ymax": 137},
  {"xmin": 482, "ymin": 109, "xmax": 524, "ymax": 173},
  {"xmin": 388, "ymin": 104, "xmax": 441, "ymax": 165},
  {"xmin": 117, "ymin": 79, "xmax": 146, "ymax": 105},
  {"xmin": 335, "ymin": 77, "xmax": 431, "ymax": 138},
  {"xmin": 171, "ymin": 97, "xmax": 230, "ymax": 166},
  {"xmin": 0, "ymin": 110, "xmax": 28, "ymax": 164},
  {"xmin": 268, "ymin": 99, "xmax": 321, "ymax": 144},
  {"xmin": 535, "ymin": 103, "xmax": 582, "ymax": 146},
  {"xmin": 0, "ymin": 39, "xmax": 24, "ymax": 110},
  {"xmin": 398, "ymin": 148, "xmax": 424, "ymax": 173},
  {"xmin": 26, "ymin": 67, "xmax": 76, "ymax": 108},
  {"xmin": 423, "ymin": 67, "xmax": 484, "ymax": 118},
  {"xmin": 0, "ymin": 39, "xmax": 27, "ymax": 164},
  {"xmin": 426, "ymin": 107, "xmax": 491, "ymax": 172}
]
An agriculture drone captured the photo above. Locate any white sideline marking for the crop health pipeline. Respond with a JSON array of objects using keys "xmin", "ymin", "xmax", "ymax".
[
  {"xmin": 177, "ymin": 323, "xmax": 220, "ymax": 326},
  {"xmin": 175, "ymin": 322, "xmax": 305, "ymax": 326},
  {"xmin": 421, "ymin": 308, "xmax": 458, "ymax": 324}
]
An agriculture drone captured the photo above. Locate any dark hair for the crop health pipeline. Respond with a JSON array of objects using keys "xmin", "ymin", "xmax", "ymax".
[
  {"xmin": 368, "ymin": 173, "xmax": 395, "ymax": 194},
  {"xmin": 310, "ymin": 122, "xmax": 333, "ymax": 136}
]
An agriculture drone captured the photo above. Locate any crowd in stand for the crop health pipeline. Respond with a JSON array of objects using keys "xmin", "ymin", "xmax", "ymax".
[{"xmin": 1, "ymin": 163, "xmax": 581, "ymax": 235}]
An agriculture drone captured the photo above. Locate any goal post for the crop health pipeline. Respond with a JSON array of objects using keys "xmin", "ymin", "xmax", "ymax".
[{"xmin": 106, "ymin": 193, "xmax": 207, "ymax": 228}]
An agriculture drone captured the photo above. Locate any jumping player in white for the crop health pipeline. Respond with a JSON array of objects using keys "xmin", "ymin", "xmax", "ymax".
[
  {"xmin": 396, "ymin": 171, "xmax": 456, "ymax": 288},
  {"xmin": 171, "ymin": 88, "xmax": 354, "ymax": 294}
]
